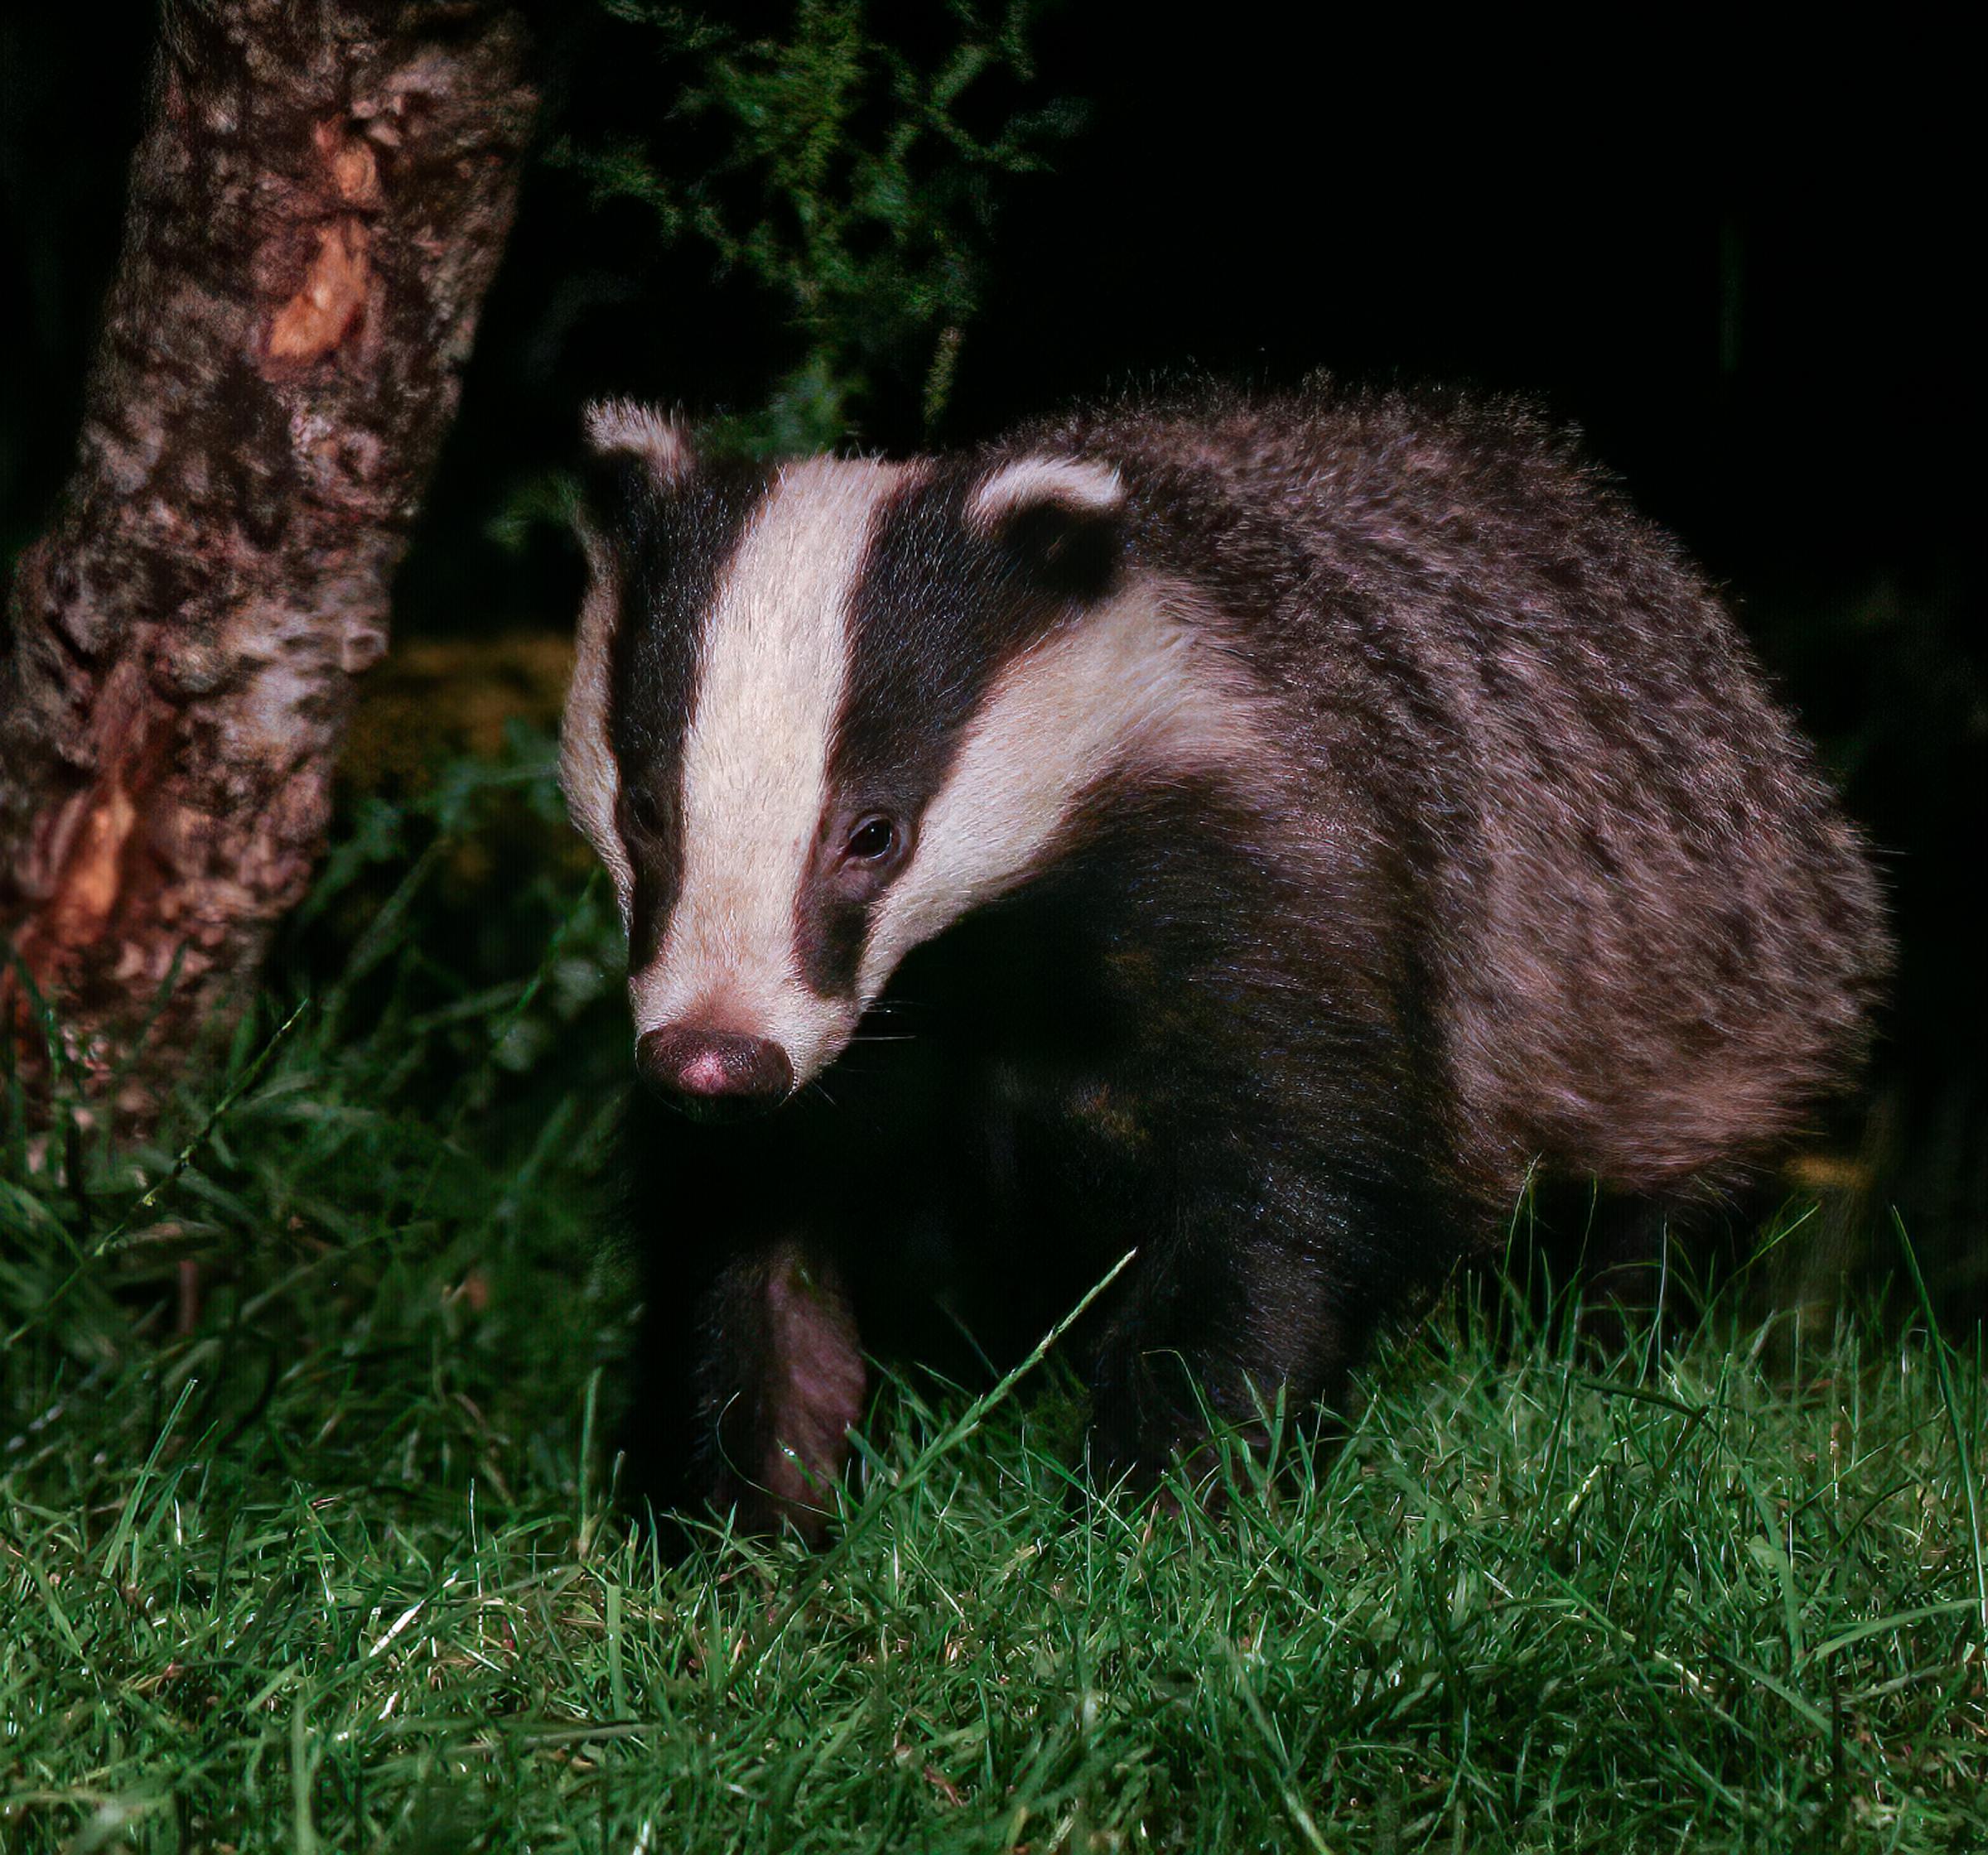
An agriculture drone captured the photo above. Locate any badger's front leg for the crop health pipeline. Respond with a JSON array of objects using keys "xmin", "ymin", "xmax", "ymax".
[
  {"xmin": 621, "ymin": 1207, "xmax": 867, "ymax": 1544},
  {"xmin": 1078, "ymin": 1095, "xmax": 1450, "ymax": 1497},
  {"xmin": 1081, "ymin": 1233, "xmax": 1342, "ymax": 1495},
  {"xmin": 697, "ymin": 1236, "xmax": 866, "ymax": 1539}
]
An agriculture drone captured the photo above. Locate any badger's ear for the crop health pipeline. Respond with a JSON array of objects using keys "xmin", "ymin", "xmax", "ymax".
[
  {"xmin": 968, "ymin": 455, "xmax": 1126, "ymax": 605},
  {"xmin": 582, "ymin": 398, "xmax": 693, "ymax": 480},
  {"xmin": 577, "ymin": 400, "xmax": 694, "ymax": 557}
]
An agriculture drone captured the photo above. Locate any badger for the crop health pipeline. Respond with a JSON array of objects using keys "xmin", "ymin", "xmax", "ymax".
[{"xmin": 561, "ymin": 383, "xmax": 1888, "ymax": 1542}]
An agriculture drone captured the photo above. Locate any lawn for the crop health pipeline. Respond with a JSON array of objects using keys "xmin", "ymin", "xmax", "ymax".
[{"xmin": 4, "ymin": 732, "xmax": 1983, "ymax": 1853}]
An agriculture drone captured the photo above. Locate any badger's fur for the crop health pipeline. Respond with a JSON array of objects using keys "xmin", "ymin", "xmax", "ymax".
[{"xmin": 563, "ymin": 384, "xmax": 1888, "ymax": 1540}]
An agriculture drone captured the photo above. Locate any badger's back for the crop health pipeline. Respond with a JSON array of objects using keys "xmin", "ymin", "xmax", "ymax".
[{"xmin": 1016, "ymin": 386, "xmax": 1889, "ymax": 1200}]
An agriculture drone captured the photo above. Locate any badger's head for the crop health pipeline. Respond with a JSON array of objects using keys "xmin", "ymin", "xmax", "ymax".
[{"xmin": 561, "ymin": 400, "xmax": 1248, "ymax": 1120}]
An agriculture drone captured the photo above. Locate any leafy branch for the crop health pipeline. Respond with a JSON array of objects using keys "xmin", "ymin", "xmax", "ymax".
[{"xmin": 555, "ymin": 0, "xmax": 1083, "ymax": 449}]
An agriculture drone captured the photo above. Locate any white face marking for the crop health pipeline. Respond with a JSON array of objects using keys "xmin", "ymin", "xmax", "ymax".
[
  {"xmin": 628, "ymin": 458, "xmax": 907, "ymax": 1079},
  {"xmin": 558, "ymin": 531, "xmax": 636, "ymax": 917},
  {"xmin": 859, "ymin": 579, "xmax": 1262, "ymax": 1004}
]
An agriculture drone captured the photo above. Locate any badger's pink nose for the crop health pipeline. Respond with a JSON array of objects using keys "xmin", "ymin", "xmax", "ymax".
[{"xmin": 636, "ymin": 1025, "xmax": 794, "ymax": 1120}]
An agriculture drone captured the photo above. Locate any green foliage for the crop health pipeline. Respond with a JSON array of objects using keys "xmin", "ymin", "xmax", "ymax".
[
  {"xmin": 554, "ymin": 0, "xmax": 1083, "ymax": 450},
  {"xmin": 3, "ymin": 740, "xmax": 1986, "ymax": 1851}
]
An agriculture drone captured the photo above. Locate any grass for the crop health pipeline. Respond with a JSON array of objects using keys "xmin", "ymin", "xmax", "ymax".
[{"xmin": 2, "ymin": 731, "xmax": 1984, "ymax": 1853}]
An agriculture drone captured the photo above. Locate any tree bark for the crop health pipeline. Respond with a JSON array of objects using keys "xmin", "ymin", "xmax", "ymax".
[{"xmin": 0, "ymin": 1, "xmax": 538, "ymax": 1130}]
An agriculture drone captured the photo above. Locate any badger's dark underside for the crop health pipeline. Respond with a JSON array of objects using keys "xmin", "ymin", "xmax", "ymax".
[{"xmin": 615, "ymin": 782, "xmax": 1469, "ymax": 1540}]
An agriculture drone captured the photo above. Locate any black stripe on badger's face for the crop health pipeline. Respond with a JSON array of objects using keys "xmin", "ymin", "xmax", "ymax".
[
  {"xmin": 559, "ymin": 406, "xmax": 767, "ymax": 962},
  {"xmin": 606, "ymin": 461, "xmax": 771, "ymax": 971},
  {"xmin": 564, "ymin": 417, "xmax": 1262, "ymax": 1096},
  {"xmin": 797, "ymin": 461, "xmax": 1127, "ymax": 995},
  {"xmin": 852, "ymin": 455, "xmax": 1269, "ymax": 1021}
]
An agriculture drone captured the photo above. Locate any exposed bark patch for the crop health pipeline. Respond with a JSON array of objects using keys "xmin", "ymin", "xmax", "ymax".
[
  {"xmin": 53, "ymin": 782, "xmax": 139, "ymax": 945},
  {"xmin": 319, "ymin": 119, "xmax": 384, "ymax": 207},
  {"xmin": 268, "ymin": 217, "xmax": 372, "ymax": 362},
  {"xmin": 0, "ymin": 1, "xmax": 540, "ymax": 1129}
]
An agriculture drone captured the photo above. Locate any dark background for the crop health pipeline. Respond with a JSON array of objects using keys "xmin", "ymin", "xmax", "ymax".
[{"xmin": 2, "ymin": 11, "xmax": 1978, "ymax": 1309}]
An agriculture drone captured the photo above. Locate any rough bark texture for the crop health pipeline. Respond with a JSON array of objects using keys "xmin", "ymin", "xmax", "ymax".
[{"xmin": 0, "ymin": 0, "xmax": 538, "ymax": 1129}]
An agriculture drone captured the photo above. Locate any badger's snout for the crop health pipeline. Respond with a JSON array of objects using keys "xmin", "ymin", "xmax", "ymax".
[{"xmin": 636, "ymin": 1025, "xmax": 795, "ymax": 1121}]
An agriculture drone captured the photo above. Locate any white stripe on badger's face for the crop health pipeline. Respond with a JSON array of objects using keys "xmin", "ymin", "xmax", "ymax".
[
  {"xmin": 857, "ymin": 581, "xmax": 1262, "ymax": 1005},
  {"xmin": 629, "ymin": 458, "xmax": 908, "ymax": 1080}
]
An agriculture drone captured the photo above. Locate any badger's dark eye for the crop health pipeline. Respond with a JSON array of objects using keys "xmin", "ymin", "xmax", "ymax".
[
  {"xmin": 843, "ymin": 814, "xmax": 898, "ymax": 863},
  {"xmin": 622, "ymin": 783, "xmax": 668, "ymax": 838}
]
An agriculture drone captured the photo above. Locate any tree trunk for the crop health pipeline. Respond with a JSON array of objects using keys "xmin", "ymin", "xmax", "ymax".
[{"xmin": 0, "ymin": 1, "xmax": 538, "ymax": 1132}]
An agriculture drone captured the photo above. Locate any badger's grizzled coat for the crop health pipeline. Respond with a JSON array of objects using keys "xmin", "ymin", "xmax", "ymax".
[{"xmin": 562, "ymin": 384, "xmax": 1887, "ymax": 1539}]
